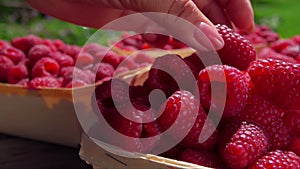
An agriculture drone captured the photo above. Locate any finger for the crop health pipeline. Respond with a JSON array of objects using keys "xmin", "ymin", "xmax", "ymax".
[
  {"xmin": 218, "ymin": 0, "xmax": 254, "ymax": 32},
  {"xmin": 193, "ymin": 0, "xmax": 232, "ymax": 27}
]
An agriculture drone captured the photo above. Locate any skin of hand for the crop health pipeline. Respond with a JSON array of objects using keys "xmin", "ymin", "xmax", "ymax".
[{"xmin": 26, "ymin": 0, "xmax": 254, "ymax": 51}]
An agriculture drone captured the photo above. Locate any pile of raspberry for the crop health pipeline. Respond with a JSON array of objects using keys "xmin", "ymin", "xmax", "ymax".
[
  {"xmin": 94, "ymin": 24, "xmax": 300, "ymax": 169},
  {"xmin": 114, "ymin": 33, "xmax": 187, "ymax": 51},
  {"xmin": 0, "ymin": 34, "xmax": 154, "ymax": 89}
]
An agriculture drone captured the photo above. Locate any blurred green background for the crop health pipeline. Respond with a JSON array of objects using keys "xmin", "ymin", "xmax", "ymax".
[{"xmin": 0, "ymin": 0, "xmax": 299, "ymax": 45}]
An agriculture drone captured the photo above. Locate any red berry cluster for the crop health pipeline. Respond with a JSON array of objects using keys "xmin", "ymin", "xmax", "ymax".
[
  {"xmin": 258, "ymin": 35, "xmax": 300, "ymax": 63},
  {"xmin": 238, "ymin": 24, "xmax": 279, "ymax": 45},
  {"xmin": 114, "ymin": 33, "xmax": 187, "ymax": 51},
  {"xmin": 94, "ymin": 25, "xmax": 300, "ymax": 169},
  {"xmin": 0, "ymin": 34, "xmax": 154, "ymax": 89}
]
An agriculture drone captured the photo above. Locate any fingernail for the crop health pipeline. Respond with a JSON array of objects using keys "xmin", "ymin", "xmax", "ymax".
[{"xmin": 198, "ymin": 22, "xmax": 224, "ymax": 50}]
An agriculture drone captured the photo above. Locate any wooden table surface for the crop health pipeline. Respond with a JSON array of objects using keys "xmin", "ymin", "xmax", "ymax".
[{"xmin": 0, "ymin": 134, "xmax": 93, "ymax": 169}]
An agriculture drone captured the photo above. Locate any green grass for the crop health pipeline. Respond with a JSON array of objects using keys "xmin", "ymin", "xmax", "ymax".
[{"xmin": 252, "ymin": 0, "xmax": 300, "ymax": 38}]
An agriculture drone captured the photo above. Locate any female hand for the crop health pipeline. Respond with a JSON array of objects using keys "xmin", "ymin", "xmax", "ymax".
[{"xmin": 26, "ymin": 0, "xmax": 254, "ymax": 51}]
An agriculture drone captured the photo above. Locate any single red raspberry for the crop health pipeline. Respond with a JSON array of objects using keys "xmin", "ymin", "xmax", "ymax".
[
  {"xmin": 94, "ymin": 79, "xmax": 130, "ymax": 111},
  {"xmin": 16, "ymin": 78, "xmax": 29, "ymax": 87},
  {"xmin": 248, "ymin": 58, "xmax": 300, "ymax": 110},
  {"xmin": 28, "ymin": 44, "xmax": 52, "ymax": 68},
  {"xmin": 179, "ymin": 105, "xmax": 218, "ymax": 150},
  {"xmin": 76, "ymin": 52, "xmax": 94, "ymax": 68},
  {"xmin": 41, "ymin": 39, "xmax": 57, "ymax": 52},
  {"xmin": 249, "ymin": 150, "xmax": 300, "ymax": 169},
  {"xmin": 0, "ymin": 40, "xmax": 9, "ymax": 50},
  {"xmin": 235, "ymin": 95, "xmax": 290, "ymax": 150},
  {"xmin": 0, "ymin": 55, "xmax": 14, "ymax": 82},
  {"xmin": 216, "ymin": 24, "xmax": 256, "ymax": 70},
  {"xmin": 102, "ymin": 51, "xmax": 121, "ymax": 69},
  {"xmin": 157, "ymin": 90, "xmax": 199, "ymax": 144},
  {"xmin": 49, "ymin": 51, "xmax": 74, "ymax": 67},
  {"xmin": 133, "ymin": 52, "xmax": 154, "ymax": 65},
  {"xmin": 258, "ymin": 47, "xmax": 298, "ymax": 64},
  {"xmin": 58, "ymin": 44, "xmax": 81, "ymax": 59},
  {"xmin": 82, "ymin": 43, "xmax": 108, "ymax": 57},
  {"xmin": 183, "ymin": 53, "xmax": 205, "ymax": 78},
  {"xmin": 0, "ymin": 46, "xmax": 26, "ymax": 65},
  {"xmin": 7, "ymin": 64, "xmax": 29, "ymax": 84},
  {"xmin": 95, "ymin": 63, "xmax": 114, "ymax": 82},
  {"xmin": 51, "ymin": 39, "xmax": 65, "ymax": 49},
  {"xmin": 11, "ymin": 34, "xmax": 42, "ymax": 54},
  {"xmin": 144, "ymin": 54, "xmax": 196, "ymax": 97},
  {"xmin": 271, "ymin": 39, "xmax": 296, "ymax": 52},
  {"xmin": 197, "ymin": 64, "xmax": 251, "ymax": 118},
  {"xmin": 179, "ymin": 149, "xmax": 225, "ymax": 169},
  {"xmin": 29, "ymin": 76, "xmax": 61, "ymax": 89},
  {"xmin": 219, "ymin": 121, "xmax": 268, "ymax": 169},
  {"xmin": 31, "ymin": 57, "xmax": 60, "ymax": 78},
  {"xmin": 65, "ymin": 79, "xmax": 87, "ymax": 88},
  {"xmin": 284, "ymin": 110, "xmax": 300, "ymax": 136},
  {"xmin": 141, "ymin": 33, "xmax": 170, "ymax": 48},
  {"xmin": 60, "ymin": 66, "xmax": 94, "ymax": 87}
]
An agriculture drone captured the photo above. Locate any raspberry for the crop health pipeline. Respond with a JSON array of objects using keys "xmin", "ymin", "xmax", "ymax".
[
  {"xmin": 144, "ymin": 54, "xmax": 196, "ymax": 97},
  {"xmin": 76, "ymin": 52, "xmax": 94, "ymax": 68},
  {"xmin": 41, "ymin": 39, "xmax": 57, "ymax": 52},
  {"xmin": 65, "ymin": 79, "xmax": 87, "ymax": 88},
  {"xmin": 216, "ymin": 24, "xmax": 256, "ymax": 70},
  {"xmin": 197, "ymin": 65, "xmax": 251, "ymax": 118},
  {"xmin": 11, "ymin": 34, "xmax": 42, "ymax": 54},
  {"xmin": 102, "ymin": 51, "xmax": 121, "ymax": 69},
  {"xmin": 271, "ymin": 39, "xmax": 296, "ymax": 52},
  {"xmin": 248, "ymin": 58, "xmax": 300, "ymax": 110},
  {"xmin": 51, "ymin": 39, "xmax": 65, "ymax": 49},
  {"xmin": 0, "ymin": 46, "xmax": 26, "ymax": 65},
  {"xmin": 0, "ymin": 40, "xmax": 9, "ymax": 49},
  {"xmin": 0, "ymin": 55, "xmax": 14, "ymax": 82},
  {"xmin": 179, "ymin": 105, "xmax": 218, "ymax": 150},
  {"xmin": 141, "ymin": 33, "xmax": 170, "ymax": 48},
  {"xmin": 133, "ymin": 52, "xmax": 154, "ymax": 65},
  {"xmin": 82, "ymin": 43, "xmax": 109, "ymax": 57},
  {"xmin": 284, "ymin": 110, "xmax": 300, "ymax": 136},
  {"xmin": 157, "ymin": 90, "xmax": 199, "ymax": 143},
  {"xmin": 16, "ymin": 78, "xmax": 29, "ymax": 87},
  {"xmin": 7, "ymin": 64, "xmax": 29, "ymax": 84},
  {"xmin": 179, "ymin": 149, "xmax": 225, "ymax": 169},
  {"xmin": 28, "ymin": 44, "xmax": 52, "ymax": 67},
  {"xmin": 29, "ymin": 76, "xmax": 61, "ymax": 89},
  {"xmin": 183, "ymin": 53, "xmax": 205, "ymax": 78},
  {"xmin": 118, "ymin": 56, "xmax": 137, "ymax": 70},
  {"xmin": 219, "ymin": 121, "xmax": 268, "ymax": 169},
  {"xmin": 58, "ymin": 44, "xmax": 81, "ymax": 59},
  {"xmin": 95, "ymin": 63, "xmax": 114, "ymax": 82},
  {"xmin": 49, "ymin": 51, "xmax": 74, "ymax": 67},
  {"xmin": 60, "ymin": 67, "xmax": 94, "ymax": 87},
  {"xmin": 31, "ymin": 57, "xmax": 60, "ymax": 78},
  {"xmin": 94, "ymin": 79, "xmax": 130, "ymax": 111},
  {"xmin": 258, "ymin": 47, "xmax": 298, "ymax": 64},
  {"xmin": 249, "ymin": 150, "xmax": 300, "ymax": 169},
  {"xmin": 235, "ymin": 95, "xmax": 290, "ymax": 150}
]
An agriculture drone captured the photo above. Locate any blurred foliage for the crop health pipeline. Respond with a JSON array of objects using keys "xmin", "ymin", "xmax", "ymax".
[
  {"xmin": 251, "ymin": 0, "xmax": 300, "ymax": 38},
  {"xmin": 0, "ymin": 0, "xmax": 299, "ymax": 45}
]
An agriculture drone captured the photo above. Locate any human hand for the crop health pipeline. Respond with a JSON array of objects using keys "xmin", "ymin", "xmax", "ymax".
[{"xmin": 26, "ymin": 0, "xmax": 254, "ymax": 51}]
